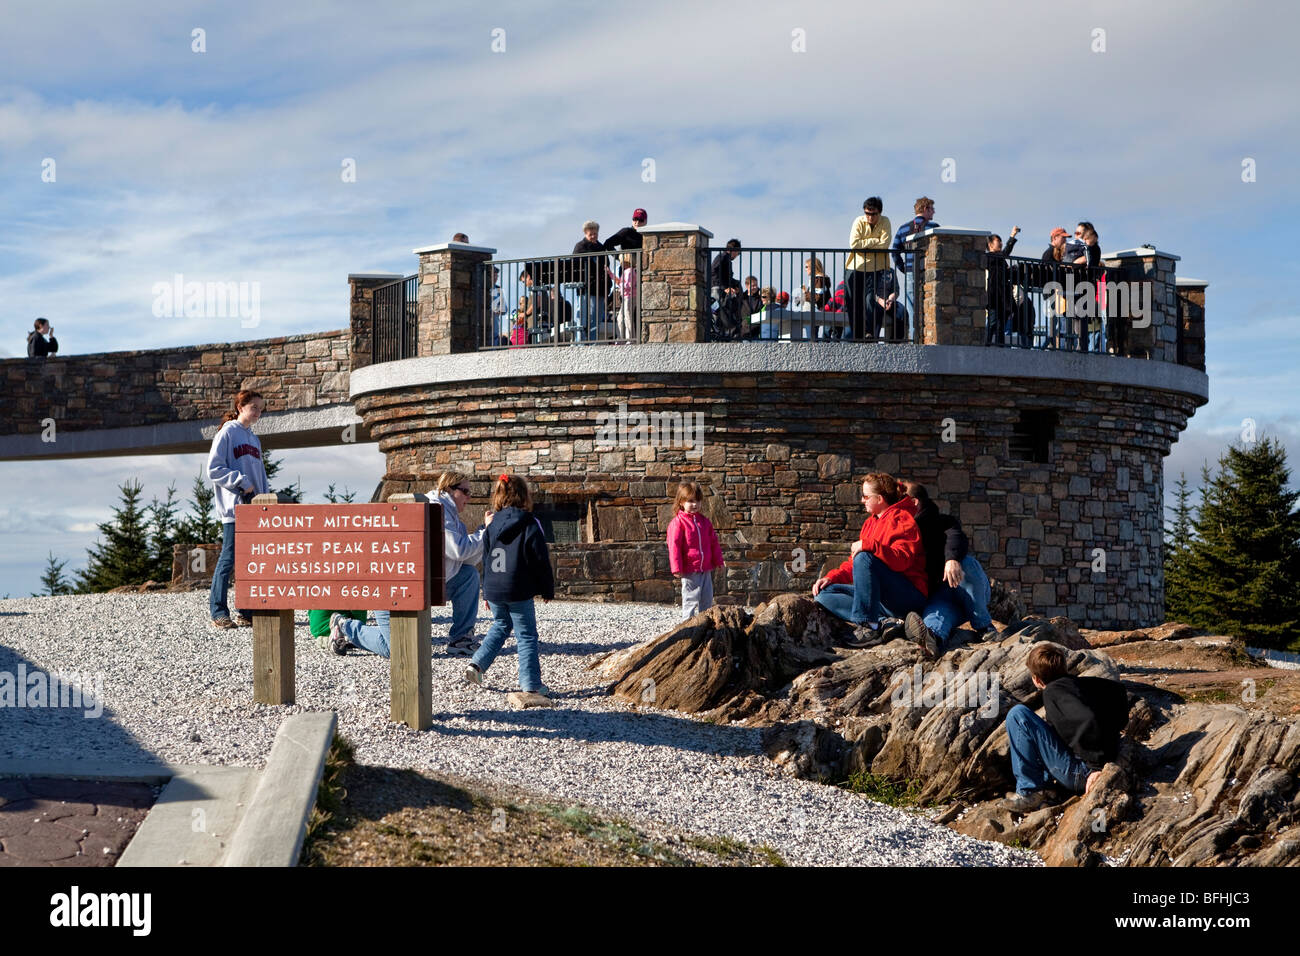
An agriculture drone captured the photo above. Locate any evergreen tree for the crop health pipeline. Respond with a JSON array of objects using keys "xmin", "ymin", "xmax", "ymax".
[
  {"xmin": 78, "ymin": 480, "xmax": 155, "ymax": 592},
  {"xmin": 324, "ymin": 483, "xmax": 356, "ymax": 504},
  {"xmin": 35, "ymin": 552, "xmax": 74, "ymax": 597},
  {"xmin": 1178, "ymin": 438, "xmax": 1300, "ymax": 648},
  {"xmin": 1163, "ymin": 472, "xmax": 1196, "ymax": 621},
  {"xmin": 147, "ymin": 484, "xmax": 181, "ymax": 582},
  {"xmin": 176, "ymin": 470, "xmax": 222, "ymax": 543},
  {"xmin": 264, "ymin": 452, "xmax": 302, "ymax": 503}
]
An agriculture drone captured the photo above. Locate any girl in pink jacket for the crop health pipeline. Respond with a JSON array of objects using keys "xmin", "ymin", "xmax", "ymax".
[{"xmin": 666, "ymin": 481, "xmax": 725, "ymax": 619}]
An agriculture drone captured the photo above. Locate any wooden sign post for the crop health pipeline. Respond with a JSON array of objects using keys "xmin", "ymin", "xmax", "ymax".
[
  {"xmin": 386, "ymin": 494, "xmax": 434, "ymax": 730},
  {"xmin": 234, "ymin": 494, "xmax": 444, "ymax": 729}
]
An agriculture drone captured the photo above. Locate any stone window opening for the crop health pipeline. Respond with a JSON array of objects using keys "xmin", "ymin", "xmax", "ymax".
[
  {"xmin": 534, "ymin": 501, "xmax": 584, "ymax": 543},
  {"xmin": 1009, "ymin": 409, "xmax": 1058, "ymax": 464}
]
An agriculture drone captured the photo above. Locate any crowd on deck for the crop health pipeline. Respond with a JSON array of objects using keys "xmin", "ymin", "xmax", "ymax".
[{"xmin": 484, "ymin": 198, "xmax": 1116, "ymax": 353}]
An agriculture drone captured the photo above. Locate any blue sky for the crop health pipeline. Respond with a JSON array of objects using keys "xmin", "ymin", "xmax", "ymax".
[{"xmin": 1, "ymin": 0, "xmax": 1297, "ymax": 596}]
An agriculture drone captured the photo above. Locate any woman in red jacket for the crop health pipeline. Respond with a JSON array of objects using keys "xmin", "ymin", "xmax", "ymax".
[{"xmin": 812, "ymin": 472, "xmax": 929, "ymax": 638}]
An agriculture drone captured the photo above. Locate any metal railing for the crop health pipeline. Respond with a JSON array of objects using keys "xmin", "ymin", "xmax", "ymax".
[
  {"xmin": 985, "ymin": 258, "xmax": 1119, "ymax": 353},
  {"xmin": 371, "ymin": 274, "xmax": 418, "ymax": 363},
  {"xmin": 479, "ymin": 249, "xmax": 641, "ymax": 349},
  {"xmin": 704, "ymin": 246, "xmax": 922, "ymax": 343}
]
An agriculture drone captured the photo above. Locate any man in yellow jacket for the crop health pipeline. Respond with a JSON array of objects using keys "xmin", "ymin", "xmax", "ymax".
[{"xmin": 845, "ymin": 197, "xmax": 893, "ymax": 341}]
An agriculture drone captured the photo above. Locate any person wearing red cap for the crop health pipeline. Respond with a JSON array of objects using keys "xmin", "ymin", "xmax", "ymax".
[{"xmin": 604, "ymin": 209, "xmax": 647, "ymax": 252}]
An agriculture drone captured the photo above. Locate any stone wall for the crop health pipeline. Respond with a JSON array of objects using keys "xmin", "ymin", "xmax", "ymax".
[
  {"xmin": 2, "ymin": 330, "xmax": 351, "ymax": 432},
  {"xmin": 356, "ymin": 370, "xmax": 1201, "ymax": 627}
]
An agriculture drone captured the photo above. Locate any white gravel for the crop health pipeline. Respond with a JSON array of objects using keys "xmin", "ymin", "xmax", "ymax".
[{"xmin": 0, "ymin": 592, "xmax": 1039, "ymax": 866}]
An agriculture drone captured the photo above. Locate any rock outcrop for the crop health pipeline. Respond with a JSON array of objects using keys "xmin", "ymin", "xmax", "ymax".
[{"xmin": 598, "ymin": 596, "xmax": 1300, "ymax": 867}]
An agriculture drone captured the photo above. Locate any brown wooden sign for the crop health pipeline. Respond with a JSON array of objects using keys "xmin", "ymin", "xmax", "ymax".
[{"xmin": 234, "ymin": 502, "xmax": 443, "ymax": 611}]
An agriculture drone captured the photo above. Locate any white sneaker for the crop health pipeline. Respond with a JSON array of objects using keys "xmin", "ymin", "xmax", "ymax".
[{"xmin": 464, "ymin": 663, "xmax": 484, "ymax": 687}]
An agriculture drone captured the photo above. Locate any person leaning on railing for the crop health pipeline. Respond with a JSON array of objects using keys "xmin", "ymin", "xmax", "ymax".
[
  {"xmin": 1040, "ymin": 228, "xmax": 1069, "ymax": 349},
  {"xmin": 710, "ymin": 239, "xmax": 743, "ymax": 340},
  {"xmin": 845, "ymin": 197, "xmax": 893, "ymax": 340},
  {"xmin": 571, "ymin": 220, "xmax": 614, "ymax": 342}
]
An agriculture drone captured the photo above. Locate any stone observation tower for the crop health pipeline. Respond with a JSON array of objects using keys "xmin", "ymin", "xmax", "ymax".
[
  {"xmin": 0, "ymin": 224, "xmax": 1206, "ymax": 628},
  {"xmin": 349, "ymin": 225, "xmax": 1208, "ymax": 628}
]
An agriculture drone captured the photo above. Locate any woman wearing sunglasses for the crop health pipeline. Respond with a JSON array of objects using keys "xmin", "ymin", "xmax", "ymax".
[{"xmin": 431, "ymin": 471, "xmax": 490, "ymax": 656}]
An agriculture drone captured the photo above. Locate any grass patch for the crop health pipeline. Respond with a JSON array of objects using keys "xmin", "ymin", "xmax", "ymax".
[
  {"xmin": 300, "ymin": 732, "xmax": 355, "ymax": 865},
  {"xmin": 836, "ymin": 771, "xmax": 928, "ymax": 807},
  {"xmin": 687, "ymin": 834, "xmax": 749, "ymax": 858},
  {"xmin": 756, "ymin": 844, "xmax": 788, "ymax": 867},
  {"xmin": 303, "ymin": 766, "xmax": 785, "ymax": 867},
  {"xmin": 1182, "ymin": 687, "xmax": 1233, "ymax": 704}
]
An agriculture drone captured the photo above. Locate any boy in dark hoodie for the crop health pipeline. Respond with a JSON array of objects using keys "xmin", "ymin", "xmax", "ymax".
[
  {"xmin": 1001, "ymin": 643, "xmax": 1130, "ymax": 812},
  {"xmin": 464, "ymin": 474, "xmax": 555, "ymax": 700}
]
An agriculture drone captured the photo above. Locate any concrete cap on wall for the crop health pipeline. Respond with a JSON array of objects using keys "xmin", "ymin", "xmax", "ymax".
[
  {"xmin": 347, "ymin": 273, "xmax": 404, "ymax": 280},
  {"xmin": 1175, "ymin": 277, "xmax": 1209, "ymax": 287},
  {"xmin": 412, "ymin": 242, "xmax": 498, "ymax": 255},
  {"xmin": 636, "ymin": 222, "xmax": 715, "ymax": 238},
  {"xmin": 1108, "ymin": 247, "xmax": 1181, "ymax": 261},
  {"xmin": 910, "ymin": 227, "xmax": 994, "ymax": 240}
]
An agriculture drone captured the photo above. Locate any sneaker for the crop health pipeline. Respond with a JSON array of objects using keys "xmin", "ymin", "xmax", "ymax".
[
  {"xmin": 321, "ymin": 613, "xmax": 351, "ymax": 656},
  {"xmin": 211, "ymin": 617, "xmax": 237, "ymax": 630},
  {"xmin": 905, "ymin": 612, "xmax": 941, "ymax": 660},
  {"xmin": 843, "ymin": 624, "xmax": 882, "ymax": 648},
  {"xmin": 999, "ymin": 790, "xmax": 1050, "ymax": 813},
  {"xmin": 446, "ymin": 637, "xmax": 480, "ymax": 658},
  {"xmin": 878, "ymin": 617, "xmax": 906, "ymax": 644},
  {"xmin": 233, "ymin": 614, "xmax": 253, "ymax": 628},
  {"xmin": 464, "ymin": 663, "xmax": 485, "ymax": 687},
  {"xmin": 971, "ymin": 625, "xmax": 1000, "ymax": 643}
]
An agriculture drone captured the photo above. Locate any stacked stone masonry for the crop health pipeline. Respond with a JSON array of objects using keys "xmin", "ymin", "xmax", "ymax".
[
  {"xmin": 2, "ymin": 331, "xmax": 351, "ymax": 431},
  {"xmin": 357, "ymin": 371, "xmax": 1200, "ymax": 627}
]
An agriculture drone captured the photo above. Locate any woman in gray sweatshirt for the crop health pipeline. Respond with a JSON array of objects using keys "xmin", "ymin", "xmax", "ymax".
[{"xmin": 206, "ymin": 390, "xmax": 270, "ymax": 629}]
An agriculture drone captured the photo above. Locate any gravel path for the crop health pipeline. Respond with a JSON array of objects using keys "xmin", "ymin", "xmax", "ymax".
[{"xmin": 0, "ymin": 593, "xmax": 1039, "ymax": 866}]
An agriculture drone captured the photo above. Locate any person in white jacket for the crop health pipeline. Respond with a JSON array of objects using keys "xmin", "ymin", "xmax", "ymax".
[
  {"xmin": 206, "ymin": 390, "xmax": 270, "ymax": 629},
  {"xmin": 429, "ymin": 471, "xmax": 488, "ymax": 655}
]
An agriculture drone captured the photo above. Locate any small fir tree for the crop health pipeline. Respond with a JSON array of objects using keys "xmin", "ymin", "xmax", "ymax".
[
  {"xmin": 78, "ymin": 480, "xmax": 155, "ymax": 591},
  {"xmin": 35, "ymin": 552, "xmax": 75, "ymax": 597},
  {"xmin": 1178, "ymin": 438, "xmax": 1300, "ymax": 648}
]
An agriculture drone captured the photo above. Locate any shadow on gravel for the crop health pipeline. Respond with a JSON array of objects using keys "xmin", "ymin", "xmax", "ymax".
[
  {"xmin": 0, "ymin": 645, "xmax": 162, "ymax": 766},
  {"xmin": 541, "ymin": 640, "xmax": 641, "ymax": 657},
  {"xmin": 432, "ymin": 705, "xmax": 763, "ymax": 757},
  {"xmin": 0, "ymin": 612, "xmax": 28, "ymax": 617}
]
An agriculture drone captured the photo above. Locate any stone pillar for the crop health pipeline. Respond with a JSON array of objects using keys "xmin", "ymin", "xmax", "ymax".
[
  {"xmin": 1102, "ymin": 248, "xmax": 1179, "ymax": 362},
  {"xmin": 917, "ymin": 228, "xmax": 992, "ymax": 346},
  {"xmin": 412, "ymin": 241, "xmax": 497, "ymax": 355},
  {"xmin": 348, "ymin": 274, "xmax": 403, "ymax": 371},
  {"xmin": 1175, "ymin": 278, "xmax": 1208, "ymax": 372},
  {"xmin": 637, "ymin": 223, "xmax": 712, "ymax": 343}
]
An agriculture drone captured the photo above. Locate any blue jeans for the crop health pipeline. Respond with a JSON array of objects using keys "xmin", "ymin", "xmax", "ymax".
[
  {"xmin": 445, "ymin": 563, "xmax": 481, "ymax": 644},
  {"xmin": 576, "ymin": 294, "xmax": 606, "ymax": 342},
  {"xmin": 340, "ymin": 610, "xmax": 391, "ymax": 658},
  {"xmin": 471, "ymin": 599, "xmax": 543, "ymax": 693},
  {"xmin": 814, "ymin": 550, "xmax": 926, "ymax": 627},
  {"xmin": 921, "ymin": 554, "xmax": 994, "ymax": 645},
  {"xmin": 1005, "ymin": 704, "xmax": 1091, "ymax": 795},
  {"xmin": 209, "ymin": 521, "xmax": 248, "ymax": 620}
]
